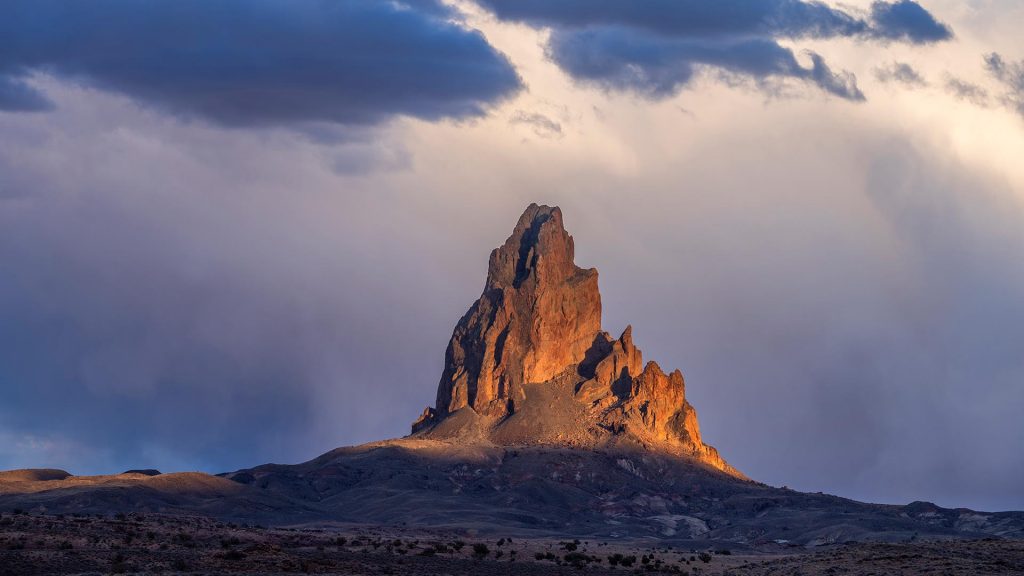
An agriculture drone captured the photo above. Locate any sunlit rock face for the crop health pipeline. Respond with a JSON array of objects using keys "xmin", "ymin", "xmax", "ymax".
[
  {"xmin": 415, "ymin": 204, "xmax": 741, "ymax": 478},
  {"xmin": 433, "ymin": 204, "xmax": 602, "ymax": 418}
]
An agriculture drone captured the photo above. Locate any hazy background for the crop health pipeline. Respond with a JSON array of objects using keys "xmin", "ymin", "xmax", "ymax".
[{"xmin": 1, "ymin": 0, "xmax": 1022, "ymax": 512}]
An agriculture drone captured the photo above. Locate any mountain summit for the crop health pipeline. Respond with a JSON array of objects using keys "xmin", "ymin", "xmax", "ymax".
[{"xmin": 413, "ymin": 204, "xmax": 739, "ymax": 477}]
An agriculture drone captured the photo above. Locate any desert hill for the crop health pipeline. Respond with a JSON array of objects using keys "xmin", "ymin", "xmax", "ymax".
[
  {"xmin": 2, "ymin": 204, "xmax": 1022, "ymax": 546},
  {"xmin": 4, "ymin": 441, "xmax": 1024, "ymax": 544}
]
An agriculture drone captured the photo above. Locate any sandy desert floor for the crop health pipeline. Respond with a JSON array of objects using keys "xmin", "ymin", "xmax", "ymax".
[{"xmin": 1, "ymin": 511, "xmax": 1023, "ymax": 575}]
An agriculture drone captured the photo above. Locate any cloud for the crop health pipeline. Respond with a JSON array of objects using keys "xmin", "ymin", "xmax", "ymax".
[
  {"xmin": 945, "ymin": 76, "xmax": 991, "ymax": 107},
  {"xmin": 0, "ymin": 75, "xmax": 52, "ymax": 112},
  {"xmin": 475, "ymin": 0, "xmax": 951, "ymax": 100},
  {"xmin": 476, "ymin": 0, "xmax": 950, "ymax": 43},
  {"xmin": 804, "ymin": 52, "xmax": 865, "ymax": 101},
  {"xmin": 875, "ymin": 62, "xmax": 928, "ymax": 87},
  {"xmin": 985, "ymin": 53, "xmax": 1024, "ymax": 117},
  {"xmin": 476, "ymin": 0, "xmax": 870, "ymax": 38},
  {"xmin": 0, "ymin": 0, "xmax": 522, "ymax": 126},
  {"xmin": 547, "ymin": 30, "xmax": 864, "ymax": 100},
  {"xmin": 509, "ymin": 110, "xmax": 563, "ymax": 138},
  {"xmin": 0, "ymin": 87, "xmax": 473, "ymax": 474},
  {"xmin": 869, "ymin": 0, "xmax": 953, "ymax": 43}
]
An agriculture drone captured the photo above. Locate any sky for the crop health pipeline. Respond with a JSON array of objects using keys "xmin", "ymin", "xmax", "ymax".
[{"xmin": 0, "ymin": 0, "xmax": 1022, "ymax": 512}]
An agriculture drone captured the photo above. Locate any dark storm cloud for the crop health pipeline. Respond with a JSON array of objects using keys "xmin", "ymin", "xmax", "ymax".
[
  {"xmin": 477, "ymin": 0, "xmax": 950, "ymax": 43},
  {"xmin": 548, "ymin": 31, "xmax": 863, "ymax": 100},
  {"xmin": 0, "ymin": 0, "xmax": 521, "ymax": 126},
  {"xmin": 868, "ymin": 0, "xmax": 952, "ymax": 43},
  {"xmin": 985, "ymin": 53, "xmax": 1024, "ymax": 117},
  {"xmin": 475, "ymin": 0, "xmax": 951, "ymax": 99},
  {"xmin": 0, "ymin": 93, "xmax": 469, "ymax": 474},
  {"xmin": 0, "ymin": 76, "xmax": 52, "ymax": 112},
  {"xmin": 476, "ymin": 0, "xmax": 869, "ymax": 38},
  {"xmin": 0, "ymin": 165, "xmax": 322, "ymax": 471},
  {"xmin": 875, "ymin": 62, "xmax": 928, "ymax": 87}
]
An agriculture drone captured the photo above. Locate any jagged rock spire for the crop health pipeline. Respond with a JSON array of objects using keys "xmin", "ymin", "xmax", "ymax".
[
  {"xmin": 413, "ymin": 204, "xmax": 741, "ymax": 478},
  {"xmin": 430, "ymin": 204, "xmax": 602, "ymax": 419}
]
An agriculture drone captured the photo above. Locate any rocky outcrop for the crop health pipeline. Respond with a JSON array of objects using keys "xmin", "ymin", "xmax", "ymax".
[
  {"xmin": 576, "ymin": 326, "xmax": 642, "ymax": 405},
  {"xmin": 431, "ymin": 204, "xmax": 602, "ymax": 419},
  {"xmin": 574, "ymin": 326, "xmax": 737, "ymax": 475},
  {"xmin": 415, "ymin": 204, "xmax": 740, "ymax": 477}
]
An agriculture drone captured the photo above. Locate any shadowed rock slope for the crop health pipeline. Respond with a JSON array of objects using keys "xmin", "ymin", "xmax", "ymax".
[{"xmin": 2, "ymin": 204, "xmax": 1023, "ymax": 545}]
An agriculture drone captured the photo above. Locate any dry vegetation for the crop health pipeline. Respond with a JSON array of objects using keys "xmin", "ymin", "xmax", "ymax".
[{"xmin": 2, "ymin": 511, "xmax": 1023, "ymax": 575}]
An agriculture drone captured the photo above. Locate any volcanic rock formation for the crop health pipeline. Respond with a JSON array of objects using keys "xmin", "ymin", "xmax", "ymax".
[
  {"xmin": 6, "ymin": 203, "xmax": 1024, "ymax": 544},
  {"xmin": 413, "ymin": 204, "xmax": 739, "ymax": 477}
]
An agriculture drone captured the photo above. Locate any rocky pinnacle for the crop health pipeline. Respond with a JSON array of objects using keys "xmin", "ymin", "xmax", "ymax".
[{"xmin": 413, "ymin": 204, "xmax": 741, "ymax": 477}]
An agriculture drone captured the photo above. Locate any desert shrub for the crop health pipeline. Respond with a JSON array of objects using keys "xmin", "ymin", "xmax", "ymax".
[
  {"xmin": 110, "ymin": 552, "xmax": 129, "ymax": 574},
  {"xmin": 564, "ymin": 552, "xmax": 589, "ymax": 566},
  {"xmin": 698, "ymin": 552, "xmax": 712, "ymax": 563},
  {"xmin": 335, "ymin": 536, "xmax": 347, "ymax": 547},
  {"xmin": 472, "ymin": 543, "xmax": 490, "ymax": 557},
  {"xmin": 715, "ymin": 549, "xmax": 731, "ymax": 555}
]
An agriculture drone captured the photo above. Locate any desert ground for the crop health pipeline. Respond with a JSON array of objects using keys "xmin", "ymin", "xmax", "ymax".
[{"xmin": 2, "ymin": 511, "xmax": 1023, "ymax": 576}]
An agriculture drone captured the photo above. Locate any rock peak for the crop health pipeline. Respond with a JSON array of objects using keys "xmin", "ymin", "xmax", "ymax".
[
  {"xmin": 428, "ymin": 203, "xmax": 601, "ymax": 421},
  {"xmin": 414, "ymin": 204, "xmax": 741, "ymax": 478},
  {"xmin": 485, "ymin": 203, "xmax": 579, "ymax": 291}
]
